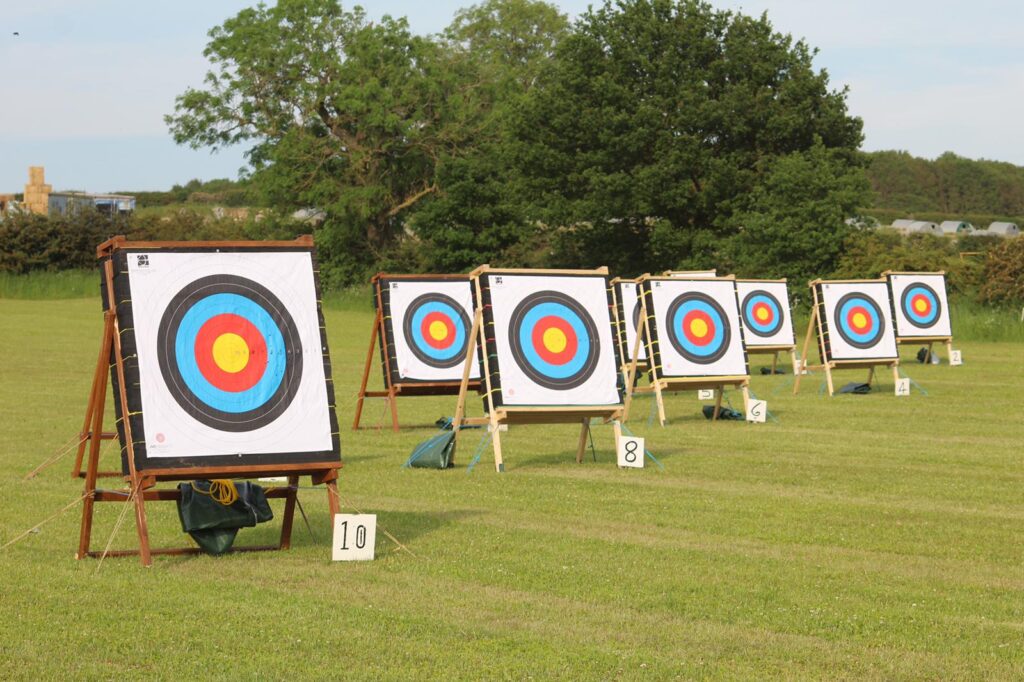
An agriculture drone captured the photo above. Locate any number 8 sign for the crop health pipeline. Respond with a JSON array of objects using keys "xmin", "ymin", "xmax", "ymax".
[
  {"xmin": 618, "ymin": 435, "xmax": 645, "ymax": 469},
  {"xmin": 332, "ymin": 514, "xmax": 377, "ymax": 561}
]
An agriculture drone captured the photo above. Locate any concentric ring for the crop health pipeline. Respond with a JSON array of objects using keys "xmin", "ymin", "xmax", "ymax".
[
  {"xmin": 900, "ymin": 282, "xmax": 941, "ymax": 329},
  {"xmin": 508, "ymin": 290, "xmax": 600, "ymax": 390},
  {"xmin": 666, "ymin": 292, "xmax": 731, "ymax": 364},
  {"xmin": 156, "ymin": 275, "xmax": 302, "ymax": 431},
  {"xmin": 741, "ymin": 290, "xmax": 785, "ymax": 338},
  {"xmin": 402, "ymin": 293, "xmax": 471, "ymax": 369},
  {"xmin": 834, "ymin": 292, "xmax": 885, "ymax": 349}
]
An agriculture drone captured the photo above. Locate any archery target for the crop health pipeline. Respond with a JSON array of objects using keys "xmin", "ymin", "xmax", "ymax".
[
  {"xmin": 735, "ymin": 280, "xmax": 795, "ymax": 347},
  {"xmin": 887, "ymin": 273, "xmax": 952, "ymax": 337},
  {"xmin": 819, "ymin": 281, "xmax": 898, "ymax": 360},
  {"xmin": 484, "ymin": 274, "xmax": 621, "ymax": 406},
  {"xmin": 665, "ymin": 270, "xmax": 717, "ymax": 278},
  {"xmin": 383, "ymin": 279, "xmax": 480, "ymax": 382},
  {"xmin": 645, "ymin": 278, "xmax": 748, "ymax": 377},
  {"xmin": 616, "ymin": 281, "xmax": 647, "ymax": 362},
  {"xmin": 124, "ymin": 251, "xmax": 334, "ymax": 459}
]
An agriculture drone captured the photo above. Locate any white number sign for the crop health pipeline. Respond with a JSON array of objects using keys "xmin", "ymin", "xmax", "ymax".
[
  {"xmin": 617, "ymin": 435, "xmax": 645, "ymax": 469},
  {"xmin": 950, "ymin": 350, "xmax": 962, "ymax": 366},
  {"xmin": 746, "ymin": 399, "xmax": 767, "ymax": 423},
  {"xmin": 697, "ymin": 389, "xmax": 715, "ymax": 401},
  {"xmin": 895, "ymin": 378, "xmax": 911, "ymax": 397},
  {"xmin": 332, "ymin": 514, "xmax": 377, "ymax": 561}
]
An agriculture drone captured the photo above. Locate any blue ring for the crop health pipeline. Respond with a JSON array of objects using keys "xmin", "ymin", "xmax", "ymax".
[
  {"xmin": 741, "ymin": 291, "xmax": 784, "ymax": 337},
  {"xmin": 672, "ymin": 300, "xmax": 726, "ymax": 358},
  {"xmin": 408, "ymin": 300, "xmax": 467, "ymax": 361},
  {"xmin": 517, "ymin": 301, "xmax": 590, "ymax": 380},
  {"xmin": 836, "ymin": 294, "xmax": 883, "ymax": 347},
  {"xmin": 902, "ymin": 285, "xmax": 939, "ymax": 326},
  {"xmin": 174, "ymin": 293, "xmax": 286, "ymax": 414}
]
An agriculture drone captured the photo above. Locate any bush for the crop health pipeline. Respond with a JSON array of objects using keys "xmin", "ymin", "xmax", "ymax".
[{"xmin": 979, "ymin": 238, "xmax": 1024, "ymax": 305}]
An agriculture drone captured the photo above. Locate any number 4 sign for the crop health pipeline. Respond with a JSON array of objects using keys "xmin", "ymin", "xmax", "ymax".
[
  {"xmin": 895, "ymin": 378, "xmax": 911, "ymax": 397},
  {"xmin": 332, "ymin": 514, "xmax": 377, "ymax": 561}
]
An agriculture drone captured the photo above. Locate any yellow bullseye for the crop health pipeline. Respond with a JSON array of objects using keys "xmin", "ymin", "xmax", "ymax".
[
  {"xmin": 914, "ymin": 299, "xmax": 928, "ymax": 313},
  {"xmin": 543, "ymin": 327, "xmax": 567, "ymax": 353},
  {"xmin": 852, "ymin": 312, "xmax": 868, "ymax": 329},
  {"xmin": 212, "ymin": 333, "xmax": 249, "ymax": 373},
  {"xmin": 755, "ymin": 307, "xmax": 770, "ymax": 322},
  {"xmin": 689, "ymin": 318, "xmax": 709, "ymax": 337},
  {"xmin": 429, "ymin": 320, "xmax": 449, "ymax": 341}
]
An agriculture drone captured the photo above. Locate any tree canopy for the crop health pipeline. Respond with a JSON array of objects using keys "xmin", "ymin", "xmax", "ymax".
[{"xmin": 168, "ymin": 0, "xmax": 869, "ymax": 286}]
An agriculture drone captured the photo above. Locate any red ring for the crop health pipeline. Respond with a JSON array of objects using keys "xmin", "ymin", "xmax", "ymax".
[
  {"xmin": 420, "ymin": 311, "xmax": 456, "ymax": 350},
  {"xmin": 910, "ymin": 294, "xmax": 932, "ymax": 317},
  {"xmin": 682, "ymin": 310, "xmax": 715, "ymax": 346},
  {"xmin": 752, "ymin": 302, "xmax": 775, "ymax": 325},
  {"xmin": 845, "ymin": 306, "xmax": 874, "ymax": 334},
  {"xmin": 531, "ymin": 316, "xmax": 578, "ymax": 365},
  {"xmin": 194, "ymin": 314, "xmax": 268, "ymax": 392}
]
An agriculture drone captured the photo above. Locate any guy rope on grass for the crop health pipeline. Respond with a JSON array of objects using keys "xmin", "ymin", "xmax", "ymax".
[
  {"xmin": 0, "ymin": 489, "xmax": 92, "ymax": 552},
  {"xmin": 23, "ymin": 434, "xmax": 88, "ymax": 480}
]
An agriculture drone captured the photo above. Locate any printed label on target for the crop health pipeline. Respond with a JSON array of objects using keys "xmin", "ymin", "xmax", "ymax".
[{"xmin": 618, "ymin": 435, "xmax": 645, "ymax": 468}]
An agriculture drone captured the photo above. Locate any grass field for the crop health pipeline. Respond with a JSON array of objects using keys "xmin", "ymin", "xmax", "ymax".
[{"xmin": 1, "ymin": 296, "xmax": 1022, "ymax": 679}]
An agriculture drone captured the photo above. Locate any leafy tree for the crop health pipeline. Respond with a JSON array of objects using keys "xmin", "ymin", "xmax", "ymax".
[
  {"xmin": 511, "ymin": 0, "xmax": 866, "ymax": 276},
  {"xmin": 166, "ymin": 0, "xmax": 480, "ymax": 285},
  {"xmin": 409, "ymin": 0, "xmax": 569, "ymax": 273}
]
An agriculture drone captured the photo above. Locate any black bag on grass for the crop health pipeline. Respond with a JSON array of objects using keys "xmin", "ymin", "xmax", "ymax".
[
  {"xmin": 405, "ymin": 430, "xmax": 456, "ymax": 469},
  {"xmin": 837, "ymin": 382, "xmax": 872, "ymax": 395},
  {"xmin": 702, "ymin": 405, "xmax": 744, "ymax": 421},
  {"xmin": 177, "ymin": 480, "xmax": 273, "ymax": 555}
]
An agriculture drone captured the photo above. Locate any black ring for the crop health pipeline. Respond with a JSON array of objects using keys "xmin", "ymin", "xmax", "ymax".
[{"xmin": 508, "ymin": 290, "xmax": 600, "ymax": 390}]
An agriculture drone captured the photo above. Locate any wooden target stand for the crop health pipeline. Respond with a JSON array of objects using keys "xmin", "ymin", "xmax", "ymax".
[
  {"xmin": 73, "ymin": 236, "xmax": 342, "ymax": 567},
  {"xmin": 746, "ymin": 345, "xmax": 800, "ymax": 375},
  {"xmin": 609, "ymin": 276, "xmax": 653, "ymax": 399},
  {"xmin": 622, "ymin": 274, "xmax": 750, "ymax": 425},
  {"xmin": 882, "ymin": 270, "xmax": 955, "ymax": 363},
  {"xmin": 793, "ymin": 279, "xmax": 899, "ymax": 396},
  {"xmin": 352, "ymin": 273, "xmax": 481, "ymax": 431},
  {"xmin": 451, "ymin": 266, "xmax": 625, "ymax": 473}
]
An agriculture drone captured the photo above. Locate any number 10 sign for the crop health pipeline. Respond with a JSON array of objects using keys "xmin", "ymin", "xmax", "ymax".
[{"xmin": 332, "ymin": 514, "xmax": 377, "ymax": 561}]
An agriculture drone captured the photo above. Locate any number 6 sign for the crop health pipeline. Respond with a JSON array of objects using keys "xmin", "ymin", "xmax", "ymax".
[{"xmin": 332, "ymin": 514, "xmax": 377, "ymax": 561}]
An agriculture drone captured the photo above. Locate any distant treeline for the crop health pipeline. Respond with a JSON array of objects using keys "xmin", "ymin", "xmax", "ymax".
[
  {"xmin": 116, "ymin": 178, "xmax": 253, "ymax": 209},
  {"xmin": 864, "ymin": 151, "xmax": 1024, "ymax": 222}
]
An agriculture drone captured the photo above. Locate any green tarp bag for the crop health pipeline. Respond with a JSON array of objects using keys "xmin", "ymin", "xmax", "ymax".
[
  {"xmin": 701, "ymin": 405, "xmax": 744, "ymax": 421},
  {"xmin": 405, "ymin": 429, "xmax": 456, "ymax": 469},
  {"xmin": 176, "ymin": 480, "xmax": 274, "ymax": 555}
]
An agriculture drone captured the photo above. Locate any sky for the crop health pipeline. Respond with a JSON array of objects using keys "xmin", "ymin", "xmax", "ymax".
[{"xmin": 1, "ymin": 0, "xmax": 1022, "ymax": 192}]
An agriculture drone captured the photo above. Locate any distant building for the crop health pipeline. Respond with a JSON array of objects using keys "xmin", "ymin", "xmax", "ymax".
[
  {"xmin": 987, "ymin": 221, "xmax": 1019, "ymax": 237},
  {"xmin": 891, "ymin": 219, "xmax": 917, "ymax": 229},
  {"xmin": 939, "ymin": 220, "xmax": 973, "ymax": 235},
  {"xmin": 18, "ymin": 166, "xmax": 134, "ymax": 216},
  {"xmin": 894, "ymin": 220, "xmax": 940, "ymax": 235}
]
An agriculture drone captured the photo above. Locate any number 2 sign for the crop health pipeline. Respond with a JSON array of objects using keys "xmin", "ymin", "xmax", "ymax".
[{"xmin": 332, "ymin": 514, "xmax": 377, "ymax": 561}]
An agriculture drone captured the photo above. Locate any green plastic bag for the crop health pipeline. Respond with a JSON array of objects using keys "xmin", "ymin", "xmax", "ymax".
[
  {"xmin": 176, "ymin": 480, "xmax": 274, "ymax": 555},
  {"xmin": 404, "ymin": 430, "xmax": 456, "ymax": 469}
]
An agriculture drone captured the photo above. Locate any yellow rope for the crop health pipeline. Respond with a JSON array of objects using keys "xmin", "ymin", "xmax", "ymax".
[{"xmin": 190, "ymin": 479, "xmax": 239, "ymax": 506}]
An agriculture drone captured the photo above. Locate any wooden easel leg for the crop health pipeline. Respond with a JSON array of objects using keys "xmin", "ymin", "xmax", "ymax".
[
  {"xmin": 575, "ymin": 419, "xmax": 590, "ymax": 464},
  {"xmin": 388, "ymin": 388, "xmax": 399, "ymax": 433},
  {"xmin": 452, "ymin": 307, "xmax": 483, "ymax": 449},
  {"xmin": 712, "ymin": 389, "xmax": 723, "ymax": 421},
  {"xmin": 891, "ymin": 362, "xmax": 900, "ymax": 388},
  {"xmin": 279, "ymin": 475, "xmax": 300, "ymax": 550},
  {"xmin": 794, "ymin": 313, "xmax": 817, "ymax": 395},
  {"xmin": 654, "ymin": 381, "xmax": 667, "ymax": 426},
  {"xmin": 352, "ymin": 312, "xmax": 381, "ymax": 430},
  {"xmin": 325, "ymin": 478, "xmax": 341, "ymax": 528},
  {"xmin": 927, "ymin": 341, "xmax": 934, "ymax": 363},
  {"xmin": 824, "ymin": 363, "xmax": 835, "ymax": 396},
  {"xmin": 612, "ymin": 420, "xmax": 623, "ymax": 461},
  {"xmin": 866, "ymin": 367, "xmax": 875, "ymax": 387},
  {"xmin": 77, "ymin": 316, "xmax": 113, "ymax": 559},
  {"xmin": 771, "ymin": 352, "xmax": 779, "ymax": 374},
  {"xmin": 490, "ymin": 417, "xmax": 505, "ymax": 473},
  {"xmin": 945, "ymin": 340, "xmax": 954, "ymax": 362},
  {"xmin": 740, "ymin": 383, "xmax": 751, "ymax": 414},
  {"xmin": 790, "ymin": 350, "xmax": 800, "ymax": 376},
  {"xmin": 131, "ymin": 478, "xmax": 153, "ymax": 567},
  {"xmin": 72, "ymin": 334, "xmax": 108, "ymax": 478}
]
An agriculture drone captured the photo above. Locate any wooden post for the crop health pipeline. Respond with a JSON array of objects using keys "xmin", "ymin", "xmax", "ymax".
[
  {"xmin": 76, "ymin": 311, "xmax": 114, "ymax": 559},
  {"xmin": 712, "ymin": 388, "xmax": 723, "ymax": 421},
  {"xmin": 794, "ymin": 307, "xmax": 817, "ymax": 395},
  {"xmin": 452, "ymin": 306, "xmax": 483, "ymax": 450},
  {"xmin": 866, "ymin": 366, "xmax": 875, "ymax": 387}
]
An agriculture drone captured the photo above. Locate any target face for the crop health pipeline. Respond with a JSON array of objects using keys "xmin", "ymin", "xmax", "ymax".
[
  {"xmin": 644, "ymin": 278, "xmax": 748, "ymax": 377},
  {"xmin": 735, "ymin": 281, "xmax": 795, "ymax": 347},
  {"xmin": 380, "ymin": 278, "xmax": 480, "ymax": 383},
  {"xmin": 109, "ymin": 249, "xmax": 338, "ymax": 470},
  {"xmin": 819, "ymin": 281, "xmax": 898, "ymax": 361},
  {"xmin": 508, "ymin": 291, "xmax": 599, "ymax": 389},
  {"xmin": 741, "ymin": 290, "xmax": 784, "ymax": 338},
  {"xmin": 402, "ymin": 293, "xmax": 471, "ymax": 369},
  {"xmin": 666, "ymin": 293, "xmax": 731, "ymax": 364},
  {"xmin": 888, "ymin": 274, "xmax": 951, "ymax": 337},
  {"xmin": 834, "ymin": 293, "xmax": 885, "ymax": 349},
  {"xmin": 157, "ymin": 275, "xmax": 301, "ymax": 431},
  {"xmin": 900, "ymin": 284, "xmax": 941, "ymax": 328},
  {"xmin": 483, "ymin": 274, "xmax": 621, "ymax": 407}
]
